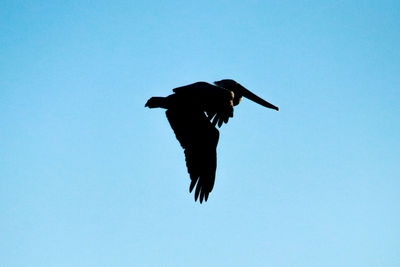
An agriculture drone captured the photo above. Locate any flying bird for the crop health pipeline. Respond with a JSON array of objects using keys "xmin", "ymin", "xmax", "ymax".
[{"xmin": 145, "ymin": 79, "xmax": 279, "ymax": 203}]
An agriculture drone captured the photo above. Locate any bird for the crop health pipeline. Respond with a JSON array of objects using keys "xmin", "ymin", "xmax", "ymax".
[{"xmin": 145, "ymin": 79, "xmax": 279, "ymax": 203}]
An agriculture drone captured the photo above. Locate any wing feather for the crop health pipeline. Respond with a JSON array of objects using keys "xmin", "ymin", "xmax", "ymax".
[{"xmin": 166, "ymin": 108, "xmax": 219, "ymax": 203}]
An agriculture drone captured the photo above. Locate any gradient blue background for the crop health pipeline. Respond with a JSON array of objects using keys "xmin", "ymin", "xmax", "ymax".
[{"xmin": 1, "ymin": 0, "xmax": 399, "ymax": 266}]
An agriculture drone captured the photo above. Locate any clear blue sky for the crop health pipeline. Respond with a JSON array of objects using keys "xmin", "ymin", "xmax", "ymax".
[{"xmin": 1, "ymin": 0, "xmax": 399, "ymax": 266}]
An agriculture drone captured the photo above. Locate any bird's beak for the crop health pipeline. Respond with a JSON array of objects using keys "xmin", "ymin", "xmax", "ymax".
[{"xmin": 238, "ymin": 84, "xmax": 279, "ymax": 111}]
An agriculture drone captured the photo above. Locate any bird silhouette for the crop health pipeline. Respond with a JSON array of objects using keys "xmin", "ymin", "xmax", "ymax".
[{"xmin": 145, "ymin": 79, "xmax": 279, "ymax": 203}]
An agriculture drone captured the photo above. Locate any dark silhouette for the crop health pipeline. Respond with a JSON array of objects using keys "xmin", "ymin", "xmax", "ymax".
[{"xmin": 145, "ymin": 79, "xmax": 279, "ymax": 203}]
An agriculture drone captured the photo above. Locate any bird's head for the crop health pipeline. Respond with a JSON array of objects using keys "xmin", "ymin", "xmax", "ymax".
[{"xmin": 214, "ymin": 79, "xmax": 279, "ymax": 111}]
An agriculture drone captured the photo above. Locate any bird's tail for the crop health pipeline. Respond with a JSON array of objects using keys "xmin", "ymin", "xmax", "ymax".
[{"xmin": 145, "ymin": 97, "xmax": 167, "ymax": 109}]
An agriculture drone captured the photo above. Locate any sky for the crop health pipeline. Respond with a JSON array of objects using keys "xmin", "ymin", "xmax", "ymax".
[{"xmin": 1, "ymin": 0, "xmax": 399, "ymax": 266}]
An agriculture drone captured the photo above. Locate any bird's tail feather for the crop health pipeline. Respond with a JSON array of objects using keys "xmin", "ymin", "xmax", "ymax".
[{"xmin": 145, "ymin": 97, "xmax": 167, "ymax": 108}]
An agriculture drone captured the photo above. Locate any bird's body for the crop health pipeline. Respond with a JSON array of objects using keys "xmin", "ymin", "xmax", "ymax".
[
  {"xmin": 146, "ymin": 82, "xmax": 235, "ymax": 127},
  {"xmin": 146, "ymin": 79, "xmax": 278, "ymax": 203}
]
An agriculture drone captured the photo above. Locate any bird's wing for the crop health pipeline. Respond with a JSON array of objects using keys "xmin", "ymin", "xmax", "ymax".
[
  {"xmin": 172, "ymin": 82, "xmax": 234, "ymax": 127},
  {"xmin": 166, "ymin": 107, "xmax": 219, "ymax": 203},
  {"xmin": 172, "ymin": 81, "xmax": 221, "ymax": 94}
]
